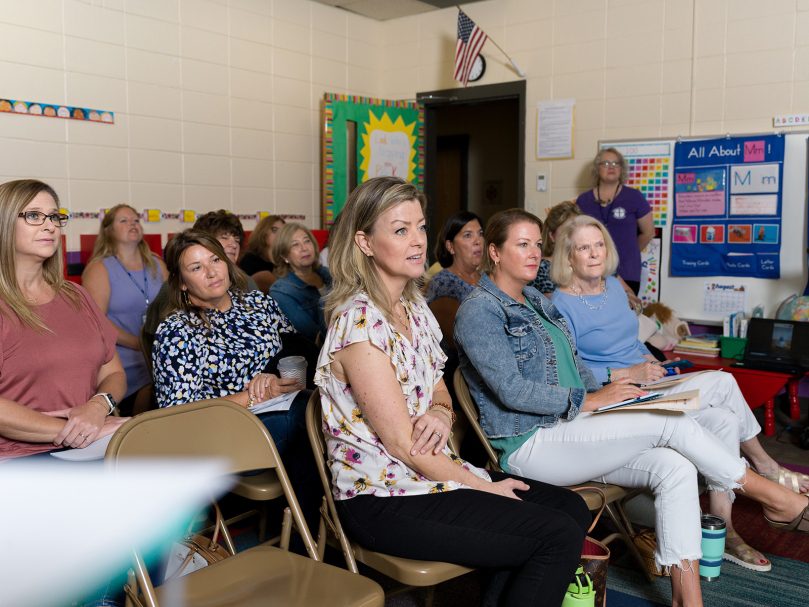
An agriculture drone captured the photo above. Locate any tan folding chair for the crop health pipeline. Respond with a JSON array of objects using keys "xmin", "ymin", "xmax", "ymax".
[
  {"xmin": 142, "ymin": 327, "xmax": 279, "ymax": 539},
  {"xmin": 452, "ymin": 369, "xmax": 654, "ymax": 582},
  {"xmin": 106, "ymin": 398, "xmax": 384, "ymax": 607},
  {"xmin": 305, "ymin": 390, "xmax": 473, "ymax": 598}
]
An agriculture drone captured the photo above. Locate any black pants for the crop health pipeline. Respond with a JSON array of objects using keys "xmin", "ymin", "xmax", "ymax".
[{"xmin": 336, "ymin": 471, "xmax": 590, "ymax": 607}]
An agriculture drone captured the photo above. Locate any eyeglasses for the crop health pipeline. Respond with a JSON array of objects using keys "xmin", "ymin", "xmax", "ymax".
[
  {"xmin": 18, "ymin": 211, "xmax": 70, "ymax": 227},
  {"xmin": 598, "ymin": 161, "xmax": 621, "ymax": 169}
]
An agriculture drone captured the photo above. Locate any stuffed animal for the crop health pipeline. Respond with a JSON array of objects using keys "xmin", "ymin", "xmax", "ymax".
[{"xmin": 638, "ymin": 302, "xmax": 690, "ymax": 351}]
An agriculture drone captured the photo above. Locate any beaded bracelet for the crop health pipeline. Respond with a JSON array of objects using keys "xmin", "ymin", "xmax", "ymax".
[
  {"xmin": 429, "ymin": 401, "xmax": 456, "ymax": 425},
  {"xmin": 606, "ymin": 367, "xmax": 612, "ymax": 383}
]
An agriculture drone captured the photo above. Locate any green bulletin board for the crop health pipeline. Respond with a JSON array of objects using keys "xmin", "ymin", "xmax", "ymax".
[{"xmin": 322, "ymin": 93, "xmax": 424, "ymax": 226}]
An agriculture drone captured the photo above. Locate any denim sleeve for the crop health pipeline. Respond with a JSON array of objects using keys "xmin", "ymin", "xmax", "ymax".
[
  {"xmin": 269, "ymin": 287, "xmax": 318, "ymax": 342},
  {"xmin": 455, "ymin": 297, "xmax": 586, "ymax": 418}
]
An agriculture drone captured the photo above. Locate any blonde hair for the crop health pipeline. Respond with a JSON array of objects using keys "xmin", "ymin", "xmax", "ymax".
[
  {"xmin": 550, "ymin": 215, "xmax": 619, "ymax": 287},
  {"xmin": 325, "ymin": 177, "xmax": 426, "ymax": 323},
  {"xmin": 271, "ymin": 222, "xmax": 320, "ymax": 278},
  {"xmin": 542, "ymin": 201, "xmax": 581, "ymax": 258},
  {"xmin": 246, "ymin": 214, "xmax": 285, "ymax": 262},
  {"xmin": 591, "ymin": 147, "xmax": 627, "ymax": 187},
  {"xmin": 88, "ymin": 204, "xmax": 158, "ymax": 276},
  {"xmin": 0, "ymin": 179, "xmax": 78, "ymax": 331}
]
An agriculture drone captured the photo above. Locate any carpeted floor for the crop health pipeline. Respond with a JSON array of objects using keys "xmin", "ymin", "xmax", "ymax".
[{"xmin": 607, "ymin": 553, "xmax": 809, "ymax": 607}]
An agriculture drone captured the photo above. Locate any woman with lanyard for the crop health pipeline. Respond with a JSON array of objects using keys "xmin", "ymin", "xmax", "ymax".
[
  {"xmin": 83, "ymin": 204, "xmax": 167, "ymax": 415},
  {"xmin": 576, "ymin": 147, "xmax": 654, "ymax": 297}
]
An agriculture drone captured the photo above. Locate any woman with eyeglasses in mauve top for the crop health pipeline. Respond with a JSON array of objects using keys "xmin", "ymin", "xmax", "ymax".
[
  {"xmin": 0, "ymin": 179, "xmax": 128, "ymax": 461},
  {"xmin": 576, "ymin": 147, "xmax": 654, "ymax": 298}
]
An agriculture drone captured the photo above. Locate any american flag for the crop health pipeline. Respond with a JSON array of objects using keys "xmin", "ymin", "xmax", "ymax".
[{"xmin": 454, "ymin": 10, "xmax": 487, "ymax": 87}]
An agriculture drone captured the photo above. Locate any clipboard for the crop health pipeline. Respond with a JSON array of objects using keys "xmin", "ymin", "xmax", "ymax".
[{"xmin": 593, "ymin": 389, "xmax": 700, "ymax": 414}]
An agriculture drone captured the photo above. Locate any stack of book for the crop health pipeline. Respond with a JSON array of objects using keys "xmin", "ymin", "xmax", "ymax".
[{"xmin": 673, "ymin": 335, "xmax": 721, "ymax": 357}]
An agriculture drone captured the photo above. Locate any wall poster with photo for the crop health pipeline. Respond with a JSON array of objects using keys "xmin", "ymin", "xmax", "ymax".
[
  {"xmin": 322, "ymin": 93, "xmax": 423, "ymax": 227},
  {"xmin": 671, "ymin": 135, "xmax": 785, "ymax": 278}
]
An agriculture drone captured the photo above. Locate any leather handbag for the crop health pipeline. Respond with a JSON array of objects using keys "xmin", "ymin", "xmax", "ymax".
[
  {"xmin": 162, "ymin": 502, "xmax": 234, "ymax": 581},
  {"xmin": 632, "ymin": 528, "xmax": 669, "ymax": 578},
  {"xmin": 571, "ymin": 487, "xmax": 610, "ymax": 607}
]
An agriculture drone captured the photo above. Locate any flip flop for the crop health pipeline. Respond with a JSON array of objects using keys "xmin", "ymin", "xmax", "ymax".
[
  {"xmin": 723, "ymin": 537, "xmax": 772, "ymax": 572},
  {"xmin": 759, "ymin": 466, "xmax": 809, "ymax": 495},
  {"xmin": 765, "ymin": 500, "xmax": 809, "ymax": 534}
]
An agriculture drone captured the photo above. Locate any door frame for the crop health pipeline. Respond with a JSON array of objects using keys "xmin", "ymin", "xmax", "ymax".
[{"xmin": 417, "ymin": 80, "xmax": 526, "ymax": 224}]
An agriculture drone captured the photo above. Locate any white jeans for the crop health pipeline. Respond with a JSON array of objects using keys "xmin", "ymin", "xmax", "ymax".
[
  {"xmin": 663, "ymin": 369, "xmax": 761, "ymax": 446},
  {"xmin": 507, "ymin": 409, "xmax": 746, "ymax": 567}
]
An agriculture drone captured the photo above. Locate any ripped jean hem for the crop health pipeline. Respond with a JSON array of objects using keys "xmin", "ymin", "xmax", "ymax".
[{"xmin": 657, "ymin": 554, "xmax": 702, "ymax": 574}]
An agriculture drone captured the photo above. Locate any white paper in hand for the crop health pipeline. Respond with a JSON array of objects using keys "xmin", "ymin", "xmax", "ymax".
[
  {"xmin": 248, "ymin": 390, "xmax": 299, "ymax": 415},
  {"xmin": 49, "ymin": 433, "xmax": 113, "ymax": 462}
]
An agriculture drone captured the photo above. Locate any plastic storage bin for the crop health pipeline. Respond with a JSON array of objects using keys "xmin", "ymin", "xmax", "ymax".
[{"xmin": 720, "ymin": 336, "xmax": 747, "ymax": 360}]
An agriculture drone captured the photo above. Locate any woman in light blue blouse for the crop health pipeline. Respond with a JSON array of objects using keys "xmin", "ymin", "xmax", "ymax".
[{"xmin": 269, "ymin": 222, "xmax": 331, "ymax": 344}]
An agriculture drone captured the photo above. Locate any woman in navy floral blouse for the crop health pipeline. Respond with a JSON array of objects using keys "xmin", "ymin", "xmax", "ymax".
[
  {"xmin": 425, "ymin": 211, "xmax": 484, "ymax": 352},
  {"xmin": 153, "ymin": 230, "xmax": 320, "ymax": 530}
]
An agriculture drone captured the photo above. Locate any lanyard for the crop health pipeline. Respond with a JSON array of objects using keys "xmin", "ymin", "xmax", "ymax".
[{"xmin": 113, "ymin": 256, "xmax": 150, "ymax": 305}]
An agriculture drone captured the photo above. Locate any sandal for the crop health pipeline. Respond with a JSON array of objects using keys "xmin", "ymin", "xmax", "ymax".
[
  {"xmin": 765, "ymin": 499, "xmax": 809, "ymax": 534},
  {"xmin": 723, "ymin": 532, "xmax": 771, "ymax": 572},
  {"xmin": 759, "ymin": 466, "xmax": 809, "ymax": 495}
]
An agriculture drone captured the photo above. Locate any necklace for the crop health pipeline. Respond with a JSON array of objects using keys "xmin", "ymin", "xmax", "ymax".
[
  {"xmin": 571, "ymin": 280, "xmax": 608, "ymax": 311},
  {"xmin": 113, "ymin": 255, "xmax": 150, "ymax": 305},
  {"xmin": 450, "ymin": 266, "xmax": 480, "ymax": 285},
  {"xmin": 393, "ymin": 302, "xmax": 411, "ymax": 333},
  {"xmin": 596, "ymin": 184, "xmax": 621, "ymax": 206}
]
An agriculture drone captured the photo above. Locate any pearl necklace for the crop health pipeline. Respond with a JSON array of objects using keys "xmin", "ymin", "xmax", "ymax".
[{"xmin": 571, "ymin": 280, "xmax": 608, "ymax": 311}]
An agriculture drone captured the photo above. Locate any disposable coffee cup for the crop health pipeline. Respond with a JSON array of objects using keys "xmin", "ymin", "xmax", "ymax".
[
  {"xmin": 277, "ymin": 356, "xmax": 307, "ymax": 389},
  {"xmin": 699, "ymin": 514, "xmax": 726, "ymax": 581}
]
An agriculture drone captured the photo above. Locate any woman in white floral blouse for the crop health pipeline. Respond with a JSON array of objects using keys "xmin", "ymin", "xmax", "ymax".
[{"xmin": 314, "ymin": 177, "xmax": 590, "ymax": 607}]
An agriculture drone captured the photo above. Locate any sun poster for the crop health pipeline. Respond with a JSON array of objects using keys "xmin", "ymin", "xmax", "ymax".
[
  {"xmin": 671, "ymin": 135, "xmax": 784, "ymax": 278},
  {"xmin": 322, "ymin": 94, "xmax": 423, "ymax": 226}
]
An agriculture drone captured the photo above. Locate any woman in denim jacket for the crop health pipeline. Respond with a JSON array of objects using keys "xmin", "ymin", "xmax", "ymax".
[
  {"xmin": 455, "ymin": 209, "xmax": 809, "ymax": 607},
  {"xmin": 269, "ymin": 222, "xmax": 332, "ymax": 344}
]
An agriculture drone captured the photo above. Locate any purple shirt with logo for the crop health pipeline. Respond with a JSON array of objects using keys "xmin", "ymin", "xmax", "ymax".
[{"xmin": 576, "ymin": 186, "xmax": 651, "ymax": 282}]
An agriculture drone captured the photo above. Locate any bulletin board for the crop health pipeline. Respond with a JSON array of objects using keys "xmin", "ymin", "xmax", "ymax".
[
  {"xmin": 322, "ymin": 93, "xmax": 424, "ymax": 227},
  {"xmin": 671, "ymin": 135, "xmax": 784, "ymax": 279},
  {"xmin": 598, "ymin": 134, "xmax": 808, "ymax": 322}
]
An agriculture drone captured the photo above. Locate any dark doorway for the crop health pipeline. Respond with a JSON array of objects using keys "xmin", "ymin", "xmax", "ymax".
[{"xmin": 418, "ymin": 81, "xmax": 525, "ymax": 261}]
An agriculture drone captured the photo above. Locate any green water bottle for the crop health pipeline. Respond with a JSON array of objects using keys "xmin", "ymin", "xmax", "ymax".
[{"xmin": 562, "ymin": 566, "xmax": 595, "ymax": 607}]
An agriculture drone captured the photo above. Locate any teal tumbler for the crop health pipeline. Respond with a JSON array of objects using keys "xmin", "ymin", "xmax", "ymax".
[{"xmin": 699, "ymin": 514, "xmax": 726, "ymax": 581}]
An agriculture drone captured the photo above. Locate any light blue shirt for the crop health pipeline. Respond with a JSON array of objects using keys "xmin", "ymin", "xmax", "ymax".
[{"xmin": 551, "ymin": 276, "xmax": 650, "ymax": 383}]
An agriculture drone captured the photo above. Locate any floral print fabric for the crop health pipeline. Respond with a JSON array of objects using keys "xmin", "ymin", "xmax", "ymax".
[
  {"xmin": 153, "ymin": 290, "xmax": 293, "ymax": 407},
  {"xmin": 425, "ymin": 269, "xmax": 475, "ymax": 304},
  {"xmin": 315, "ymin": 293, "xmax": 490, "ymax": 500}
]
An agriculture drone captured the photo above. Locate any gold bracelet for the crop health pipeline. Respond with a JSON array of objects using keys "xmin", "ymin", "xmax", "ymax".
[
  {"xmin": 429, "ymin": 401, "xmax": 456, "ymax": 425},
  {"xmin": 247, "ymin": 393, "xmax": 255, "ymax": 407}
]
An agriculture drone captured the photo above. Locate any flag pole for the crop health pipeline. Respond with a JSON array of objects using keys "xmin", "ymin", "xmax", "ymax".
[{"xmin": 456, "ymin": 6, "xmax": 526, "ymax": 78}]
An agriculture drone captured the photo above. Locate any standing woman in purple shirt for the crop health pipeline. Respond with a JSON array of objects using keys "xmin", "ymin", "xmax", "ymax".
[{"xmin": 576, "ymin": 147, "xmax": 654, "ymax": 295}]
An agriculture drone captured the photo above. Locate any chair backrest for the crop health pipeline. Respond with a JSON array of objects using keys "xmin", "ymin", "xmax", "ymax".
[
  {"xmin": 106, "ymin": 398, "xmax": 318, "ymax": 558},
  {"xmin": 304, "ymin": 389, "xmax": 361, "ymax": 573},
  {"xmin": 452, "ymin": 369, "xmax": 502, "ymax": 472}
]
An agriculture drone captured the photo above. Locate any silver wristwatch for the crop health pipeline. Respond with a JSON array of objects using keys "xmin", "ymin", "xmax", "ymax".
[{"xmin": 93, "ymin": 392, "xmax": 117, "ymax": 415}]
